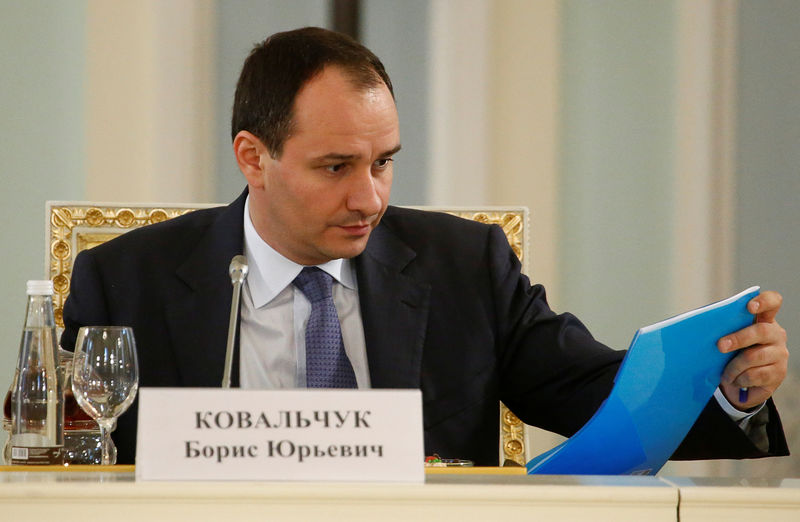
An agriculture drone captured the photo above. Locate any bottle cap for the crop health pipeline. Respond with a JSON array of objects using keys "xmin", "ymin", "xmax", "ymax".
[{"xmin": 26, "ymin": 280, "xmax": 54, "ymax": 296}]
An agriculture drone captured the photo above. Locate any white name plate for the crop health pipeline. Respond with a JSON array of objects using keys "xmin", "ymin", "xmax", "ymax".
[{"xmin": 135, "ymin": 388, "xmax": 424, "ymax": 482}]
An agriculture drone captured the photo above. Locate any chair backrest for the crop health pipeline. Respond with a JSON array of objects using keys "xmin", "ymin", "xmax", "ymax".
[{"xmin": 46, "ymin": 201, "xmax": 530, "ymax": 465}]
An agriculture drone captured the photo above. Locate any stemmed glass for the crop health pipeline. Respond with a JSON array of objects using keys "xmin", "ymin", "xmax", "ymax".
[{"xmin": 72, "ymin": 326, "xmax": 139, "ymax": 465}]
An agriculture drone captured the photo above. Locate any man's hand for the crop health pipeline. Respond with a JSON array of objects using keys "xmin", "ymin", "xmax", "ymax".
[{"xmin": 718, "ymin": 290, "xmax": 788, "ymax": 410}]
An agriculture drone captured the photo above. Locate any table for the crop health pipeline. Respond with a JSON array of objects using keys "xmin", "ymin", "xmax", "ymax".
[
  {"xmin": 1, "ymin": 466, "xmax": 798, "ymax": 521},
  {"xmin": 664, "ymin": 476, "xmax": 800, "ymax": 521}
]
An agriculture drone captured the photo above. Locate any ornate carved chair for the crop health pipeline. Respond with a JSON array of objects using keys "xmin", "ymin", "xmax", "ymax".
[{"xmin": 46, "ymin": 202, "xmax": 530, "ymax": 465}]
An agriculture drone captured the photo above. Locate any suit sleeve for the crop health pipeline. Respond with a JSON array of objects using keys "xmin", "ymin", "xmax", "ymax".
[
  {"xmin": 485, "ymin": 225, "xmax": 788, "ymax": 459},
  {"xmin": 487, "ymin": 224, "xmax": 625, "ymax": 436},
  {"xmin": 61, "ymin": 250, "xmax": 111, "ymax": 352},
  {"xmin": 671, "ymin": 396, "xmax": 788, "ymax": 459}
]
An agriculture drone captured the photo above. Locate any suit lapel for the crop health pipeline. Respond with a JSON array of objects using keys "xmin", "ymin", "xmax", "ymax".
[
  {"xmin": 161, "ymin": 195, "xmax": 430, "ymax": 390},
  {"xmin": 356, "ymin": 217, "xmax": 431, "ymax": 389},
  {"xmin": 165, "ymin": 190, "xmax": 247, "ymax": 387}
]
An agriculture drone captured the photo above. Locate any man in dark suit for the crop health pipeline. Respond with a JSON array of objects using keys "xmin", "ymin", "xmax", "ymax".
[{"xmin": 62, "ymin": 27, "xmax": 789, "ymax": 465}]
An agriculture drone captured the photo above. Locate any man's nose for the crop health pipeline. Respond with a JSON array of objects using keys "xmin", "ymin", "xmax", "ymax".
[{"xmin": 346, "ymin": 168, "xmax": 383, "ymax": 217}]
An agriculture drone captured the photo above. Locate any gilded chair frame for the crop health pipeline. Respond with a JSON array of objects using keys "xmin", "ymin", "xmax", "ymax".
[{"xmin": 46, "ymin": 201, "xmax": 530, "ymax": 465}]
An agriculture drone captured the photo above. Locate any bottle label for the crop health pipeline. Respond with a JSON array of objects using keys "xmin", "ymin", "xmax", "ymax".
[{"xmin": 11, "ymin": 445, "xmax": 64, "ymax": 465}]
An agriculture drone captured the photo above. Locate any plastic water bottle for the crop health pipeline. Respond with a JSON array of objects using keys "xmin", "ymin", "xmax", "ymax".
[{"xmin": 9, "ymin": 280, "xmax": 64, "ymax": 465}]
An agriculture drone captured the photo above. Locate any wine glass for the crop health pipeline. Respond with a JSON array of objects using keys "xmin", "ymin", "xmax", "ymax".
[{"xmin": 72, "ymin": 326, "xmax": 139, "ymax": 465}]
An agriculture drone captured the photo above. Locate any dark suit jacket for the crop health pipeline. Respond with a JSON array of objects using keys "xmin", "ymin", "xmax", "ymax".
[{"xmin": 62, "ymin": 190, "xmax": 788, "ymax": 465}]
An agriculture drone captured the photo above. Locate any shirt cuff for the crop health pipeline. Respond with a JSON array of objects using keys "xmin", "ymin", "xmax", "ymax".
[{"xmin": 713, "ymin": 387, "xmax": 766, "ymax": 431}]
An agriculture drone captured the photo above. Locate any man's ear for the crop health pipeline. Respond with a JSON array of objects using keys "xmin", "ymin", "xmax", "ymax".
[{"xmin": 233, "ymin": 131, "xmax": 270, "ymax": 188}]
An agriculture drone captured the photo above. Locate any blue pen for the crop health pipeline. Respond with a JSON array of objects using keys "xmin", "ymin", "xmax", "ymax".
[{"xmin": 739, "ymin": 387, "xmax": 749, "ymax": 403}]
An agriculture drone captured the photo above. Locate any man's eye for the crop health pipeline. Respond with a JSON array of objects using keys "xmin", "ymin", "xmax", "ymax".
[
  {"xmin": 326, "ymin": 164, "xmax": 345, "ymax": 173},
  {"xmin": 374, "ymin": 158, "xmax": 393, "ymax": 169}
]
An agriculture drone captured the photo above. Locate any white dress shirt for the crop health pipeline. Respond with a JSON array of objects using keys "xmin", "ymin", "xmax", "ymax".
[{"xmin": 238, "ymin": 196, "xmax": 370, "ymax": 389}]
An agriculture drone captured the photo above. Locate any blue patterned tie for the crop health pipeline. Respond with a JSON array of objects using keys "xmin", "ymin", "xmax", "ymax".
[{"xmin": 293, "ymin": 267, "xmax": 357, "ymax": 388}]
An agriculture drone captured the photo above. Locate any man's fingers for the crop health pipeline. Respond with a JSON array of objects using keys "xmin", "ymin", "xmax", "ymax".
[
  {"xmin": 726, "ymin": 365, "xmax": 775, "ymax": 389},
  {"xmin": 721, "ymin": 345, "xmax": 788, "ymax": 386},
  {"xmin": 749, "ymin": 290, "xmax": 783, "ymax": 323},
  {"xmin": 718, "ymin": 321, "xmax": 786, "ymax": 353},
  {"xmin": 717, "ymin": 291, "xmax": 788, "ymax": 409}
]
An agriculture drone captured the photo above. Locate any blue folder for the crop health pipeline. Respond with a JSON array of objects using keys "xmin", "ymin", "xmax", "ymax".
[{"xmin": 527, "ymin": 286, "xmax": 760, "ymax": 475}]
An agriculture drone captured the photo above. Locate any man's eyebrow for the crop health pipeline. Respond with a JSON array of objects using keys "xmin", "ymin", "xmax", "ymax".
[
  {"xmin": 380, "ymin": 144, "xmax": 402, "ymax": 157},
  {"xmin": 310, "ymin": 144, "xmax": 402, "ymax": 163},
  {"xmin": 311, "ymin": 153, "xmax": 360, "ymax": 162}
]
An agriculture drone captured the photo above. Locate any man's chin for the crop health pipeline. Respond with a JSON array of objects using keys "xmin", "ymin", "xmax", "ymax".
[{"xmin": 323, "ymin": 236, "xmax": 371, "ymax": 260}]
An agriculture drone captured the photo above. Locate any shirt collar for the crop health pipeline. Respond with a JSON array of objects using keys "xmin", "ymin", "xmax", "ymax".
[{"xmin": 243, "ymin": 195, "xmax": 356, "ymax": 308}]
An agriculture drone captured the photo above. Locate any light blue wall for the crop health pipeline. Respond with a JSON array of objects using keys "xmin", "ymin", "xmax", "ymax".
[
  {"xmin": 361, "ymin": 0, "xmax": 430, "ymax": 205},
  {"xmin": 558, "ymin": 0, "xmax": 800, "ymax": 476},
  {"xmin": 214, "ymin": 0, "xmax": 329, "ymax": 203},
  {"xmin": 0, "ymin": 0, "xmax": 87, "ymax": 400},
  {"xmin": 736, "ymin": 1, "xmax": 800, "ymax": 341},
  {"xmin": 734, "ymin": 0, "xmax": 800, "ymax": 475},
  {"xmin": 558, "ymin": 0, "xmax": 676, "ymax": 350}
]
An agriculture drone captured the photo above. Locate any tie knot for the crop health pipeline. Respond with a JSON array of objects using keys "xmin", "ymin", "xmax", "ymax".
[{"xmin": 293, "ymin": 267, "xmax": 334, "ymax": 303}]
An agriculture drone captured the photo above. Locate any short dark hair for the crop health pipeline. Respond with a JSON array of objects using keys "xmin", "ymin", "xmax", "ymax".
[{"xmin": 231, "ymin": 27, "xmax": 394, "ymax": 158}]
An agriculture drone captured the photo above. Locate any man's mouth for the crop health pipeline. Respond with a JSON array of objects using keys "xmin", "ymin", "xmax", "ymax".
[{"xmin": 338, "ymin": 222, "xmax": 372, "ymax": 235}]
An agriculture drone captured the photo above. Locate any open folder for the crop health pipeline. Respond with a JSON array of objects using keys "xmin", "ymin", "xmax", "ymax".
[{"xmin": 527, "ymin": 286, "xmax": 760, "ymax": 476}]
